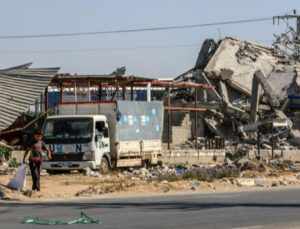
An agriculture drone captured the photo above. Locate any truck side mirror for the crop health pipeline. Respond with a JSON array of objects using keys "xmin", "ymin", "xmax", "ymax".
[{"xmin": 104, "ymin": 128, "xmax": 109, "ymax": 138}]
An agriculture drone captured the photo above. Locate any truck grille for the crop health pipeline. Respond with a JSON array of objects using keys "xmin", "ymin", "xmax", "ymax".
[{"xmin": 51, "ymin": 153, "xmax": 84, "ymax": 161}]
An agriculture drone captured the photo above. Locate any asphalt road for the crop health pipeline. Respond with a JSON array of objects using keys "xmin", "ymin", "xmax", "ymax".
[{"xmin": 1, "ymin": 188, "xmax": 300, "ymax": 229}]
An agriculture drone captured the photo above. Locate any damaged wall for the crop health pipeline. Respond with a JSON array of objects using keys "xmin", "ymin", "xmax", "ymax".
[{"xmin": 163, "ymin": 111, "xmax": 192, "ymax": 145}]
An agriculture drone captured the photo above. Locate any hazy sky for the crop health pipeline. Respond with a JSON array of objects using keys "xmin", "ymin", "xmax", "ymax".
[{"xmin": 0, "ymin": 0, "xmax": 299, "ymax": 78}]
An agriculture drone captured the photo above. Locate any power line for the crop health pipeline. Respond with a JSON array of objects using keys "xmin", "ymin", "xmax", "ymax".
[
  {"xmin": 0, "ymin": 43, "xmax": 202, "ymax": 54},
  {"xmin": 0, "ymin": 17, "xmax": 272, "ymax": 39},
  {"xmin": 0, "ymin": 39, "xmax": 275, "ymax": 54}
]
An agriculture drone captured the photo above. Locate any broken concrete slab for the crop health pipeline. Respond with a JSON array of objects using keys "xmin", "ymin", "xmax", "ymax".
[
  {"xmin": 224, "ymin": 103, "xmax": 249, "ymax": 121},
  {"xmin": 187, "ymin": 181, "xmax": 200, "ymax": 190},
  {"xmin": 204, "ymin": 37, "xmax": 279, "ymax": 96},
  {"xmin": 194, "ymin": 70, "xmax": 222, "ymax": 102},
  {"xmin": 281, "ymin": 98, "xmax": 290, "ymax": 112},
  {"xmin": 237, "ymin": 178, "xmax": 268, "ymax": 187},
  {"xmin": 268, "ymin": 66, "xmax": 299, "ymax": 101},
  {"xmin": 195, "ymin": 39, "xmax": 218, "ymax": 70},
  {"xmin": 250, "ymin": 71, "xmax": 261, "ymax": 123},
  {"xmin": 218, "ymin": 80, "xmax": 229, "ymax": 103},
  {"xmin": 250, "ymin": 70, "xmax": 280, "ymax": 122},
  {"xmin": 254, "ymin": 178, "xmax": 269, "ymax": 187},
  {"xmin": 204, "ymin": 118, "xmax": 227, "ymax": 139},
  {"xmin": 237, "ymin": 178, "xmax": 255, "ymax": 186},
  {"xmin": 253, "ymin": 70, "xmax": 280, "ymax": 108}
]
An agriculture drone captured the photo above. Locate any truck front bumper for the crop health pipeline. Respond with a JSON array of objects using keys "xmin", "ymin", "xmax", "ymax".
[{"xmin": 42, "ymin": 161, "xmax": 96, "ymax": 170}]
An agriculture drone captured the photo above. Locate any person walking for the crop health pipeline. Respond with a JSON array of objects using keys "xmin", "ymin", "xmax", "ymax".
[{"xmin": 23, "ymin": 129, "xmax": 51, "ymax": 191}]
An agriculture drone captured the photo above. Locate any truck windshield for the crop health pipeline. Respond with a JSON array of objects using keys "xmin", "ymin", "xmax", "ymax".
[{"xmin": 43, "ymin": 118, "xmax": 93, "ymax": 144}]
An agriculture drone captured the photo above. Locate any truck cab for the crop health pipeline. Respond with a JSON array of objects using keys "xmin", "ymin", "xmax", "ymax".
[{"xmin": 42, "ymin": 115, "xmax": 111, "ymax": 172}]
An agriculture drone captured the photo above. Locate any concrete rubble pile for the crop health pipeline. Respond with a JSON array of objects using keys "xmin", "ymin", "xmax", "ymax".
[{"xmin": 168, "ymin": 36, "xmax": 300, "ymax": 150}]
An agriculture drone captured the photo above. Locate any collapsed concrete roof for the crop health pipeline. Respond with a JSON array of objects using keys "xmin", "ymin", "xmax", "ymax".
[
  {"xmin": 204, "ymin": 37, "xmax": 300, "ymax": 97},
  {"xmin": 0, "ymin": 63, "xmax": 60, "ymax": 131},
  {"xmin": 168, "ymin": 36, "xmax": 300, "ymax": 147}
]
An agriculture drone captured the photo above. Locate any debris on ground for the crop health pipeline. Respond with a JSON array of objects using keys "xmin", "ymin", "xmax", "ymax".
[
  {"xmin": 23, "ymin": 190, "xmax": 32, "ymax": 197},
  {"xmin": 208, "ymin": 184, "xmax": 216, "ymax": 189},
  {"xmin": 187, "ymin": 181, "xmax": 200, "ymax": 190},
  {"xmin": 22, "ymin": 212, "xmax": 101, "ymax": 225},
  {"xmin": 0, "ymin": 187, "xmax": 4, "ymax": 199},
  {"xmin": 84, "ymin": 168, "xmax": 101, "ymax": 178},
  {"xmin": 40, "ymin": 170, "xmax": 49, "ymax": 176},
  {"xmin": 0, "ymin": 157, "xmax": 300, "ymax": 201}
]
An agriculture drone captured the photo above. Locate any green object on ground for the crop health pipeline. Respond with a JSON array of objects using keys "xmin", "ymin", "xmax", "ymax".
[
  {"xmin": 0, "ymin": 144, "xmax": 12, "ymax": 162},
  {"xmin": 22, "ymin": 212, "xmax": 102, "ymax": 225},
  {"xmin": 8, "ymin": 157, "xmax": 20, "ymax": 168}
]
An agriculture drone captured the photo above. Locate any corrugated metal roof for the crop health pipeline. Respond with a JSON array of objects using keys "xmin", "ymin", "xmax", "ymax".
[{"xmin": 0, "ymin": 63, "xmax": 60, "ymax": 131}]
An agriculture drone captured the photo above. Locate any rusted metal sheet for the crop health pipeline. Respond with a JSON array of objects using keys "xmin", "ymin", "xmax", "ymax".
[
  {"xmin": 0, "ymin": 63, "xmax": 59, "ymax": 131},
  {"xmin": 164, "ymin": 106, "xmax": 206, "ymax": 111},
  {"xmin": 51, "ymin": 73, "xmax": 153, "ymax": 86},
  {"xmin": 133, "ymin": 80, "xmax": 215, "ymax": 88}
]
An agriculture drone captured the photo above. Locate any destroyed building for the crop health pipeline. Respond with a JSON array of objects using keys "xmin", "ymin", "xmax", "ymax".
[
  {"xmin": 2, "ymin": 37, "xmax": 300, "ymax": 155},
  {"xmin": 163, "ymin": 36, "xmax": 300, "ymax": 151}
]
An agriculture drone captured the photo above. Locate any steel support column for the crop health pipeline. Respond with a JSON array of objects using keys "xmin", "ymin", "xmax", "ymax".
[
  {"xmin": 131, "ymin": 83, "xmax": 134, "ymax": 101},
  {"xmin": 45, "ymin": 86, "xmax": 48, "ymax": 117},
  {"xmin": 195, "ymin": 87, "xmax": 198, "ymax": 149},
  {"xmin": 167, "ymin": 87, "xmax": 171, "ymax": 150},
  {"xmin": 271, "ymin": 123, "xmax": 274, "ymax": 159},
  {"xmin": 99, "ymin": 83, "xmax": 103, "ymax": 101}
]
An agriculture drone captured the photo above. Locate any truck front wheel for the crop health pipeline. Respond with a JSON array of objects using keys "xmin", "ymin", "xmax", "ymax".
[{"xmin": 100, "ymin": 158, "xmax": 110, "ymax": 173}]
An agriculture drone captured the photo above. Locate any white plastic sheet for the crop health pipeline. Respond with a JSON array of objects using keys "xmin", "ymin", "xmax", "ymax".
[{"xmin": 6, "ymin": 164, "xmax": 27, "ymax": 190}]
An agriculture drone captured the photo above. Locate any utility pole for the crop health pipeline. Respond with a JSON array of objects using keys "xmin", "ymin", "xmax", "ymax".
[
  {"xmin": 297, "ymin": 16, "xmax": 300, "ymax": 56},
  {"xmin": 273, "ymin": 9, "xmax": 300, "ymax": 59}
]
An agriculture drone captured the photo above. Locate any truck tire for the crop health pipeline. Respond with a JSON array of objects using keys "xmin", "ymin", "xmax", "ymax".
[
  {"xmin": 100, "ymin": 158, "xmax": 110, "ymax": 173},
  {"xmin": 142, "ymin": 160, "xmax": 150, "ymax": 169}
]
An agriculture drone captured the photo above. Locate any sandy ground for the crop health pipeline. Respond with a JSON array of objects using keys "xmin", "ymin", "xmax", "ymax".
[{"xmin": 1, "ymin": 168, "xmax": 300, "ymax": 202}]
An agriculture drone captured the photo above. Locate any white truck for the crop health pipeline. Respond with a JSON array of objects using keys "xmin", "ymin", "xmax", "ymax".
[{"xmin": 41, "ymin": 101, "xmax": 163, "ymax": 173}]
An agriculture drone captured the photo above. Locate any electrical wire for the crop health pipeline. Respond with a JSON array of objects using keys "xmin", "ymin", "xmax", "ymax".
[
  {"xmin": 0, "ymin": 43, "xmax": 202, "ymax": 54},
  {"xmin": 0, "ymin": 39, "xmax": 275, "ymax": 54},
  {"xmin": 0, "ymin": 17, "xmax": 272, "ymax": 39}
]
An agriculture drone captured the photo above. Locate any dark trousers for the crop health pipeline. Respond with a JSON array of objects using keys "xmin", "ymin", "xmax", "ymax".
[{"xmin": 29, "ymin": 162, "xmax": 41, "ymax": 191}]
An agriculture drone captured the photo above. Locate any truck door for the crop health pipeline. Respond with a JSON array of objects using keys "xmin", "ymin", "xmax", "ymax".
[{"xmin": 95, "ymin": 121, "xmax": 110, "ymax": 165}]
